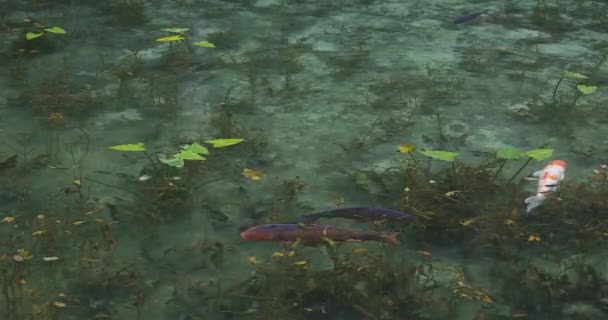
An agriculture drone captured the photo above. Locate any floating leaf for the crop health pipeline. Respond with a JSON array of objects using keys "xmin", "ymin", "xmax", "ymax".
[
  {"xmin": 193, "ymin": 40, "xmax": 216, "ymax": 48},
  {"xmin": 176, "ymin": 150, "xmax": 206, "ymax": 160},
  {"xmin": 419, "ymin": 150, "xmax": 460, "ymax": 161},
  {"xmin": 162, "ymin": 27, "xmax": 189, "ymax": 33},
  {"xmin": 43, "ymin": 26, "xmax": 66, "ymax": 34},
  {"xmin": 1, "ymin": 216, "xmax": 15, "ymax": 223},
  {"xmin": 53, "ymin": 301, "xmax": 66, "ymax": 308},
  {"xmin": 523, "ymin": 148, "xmax": 553, "ymax": 161},
  {"xmin": 242, "ymin": 168, "xmax": 263, "ymax": 181},
  {"xmin": 496, "ymin": 146, "xmax": 522, "ymax": 160},
  {"xmin": 205, "ymin": 138, "xmax": 244, "ymax": 148},
  {"xmin": 563, "ymin": 71, "xmax": 588, "ymax": 80},
  {"xmin": 398, "ymin": 144, "xmax": 416, "ymax": 153},
  {"xmin": 108, "ymin": 143, "xmax": 146, "ymax": 151},
  {"xmin": 293, "ymin": 260, "xmax": 308, "ymax": 266},
  {"xmin": 181, "ymin": 143, "xmax": 209, "ymax": 155},
  {"xmin": 576, "ymin": 84, "xmax": 598, "ymax": 95},
  {"xmin": 26, "ymin": 32, "xmax": 44, "ymax": 40},
  {"xmin": 158, "ymin": 155, "xmax": 184, "ymax": 168},
  {"xmin": 155, "ymin": 35, "xmax": 185, "ymax": 42}
]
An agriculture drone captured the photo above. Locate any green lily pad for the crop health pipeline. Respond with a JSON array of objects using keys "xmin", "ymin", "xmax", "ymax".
[
  {"xmin": 204, "ymin": 138, "xmax": 244, "ymax": 148},
  {"xmin": 26, "ymin": 32, "xmax": 44, "ymax": 40},
  {"xmin": 181, "ymin": 143, "xmax": 209, "ymax": 155},
  {"xmin": 523, "ymin": 148, "xmax": 553, "ymax": 161},
  {"xmin": 159, "ymin": 156, "xmax": 184, "ymax": 168},
  {"xmin": 419, "ymin": 150, "xmax": 460, "ymax": 161},
  {"xmin": 44, "ymin": 26, "xmax": 66, "ymax": 34},
  {"xmin": 176, "ymin": 150, "xmax": 206, "ymax": 160},
  {"xmin": 193, "ymin": 40, "xmax": 216, "ymax": 48},
  {"xmin": 496, "ymin": 147, "xmax": 522, "ymax": 160},
  {"xmin": 576, "ymin": 84, "xmax": 597, "ymax": 95},
  {"xmin": 563, "ymin": 71, "xmax": 588, "ymax": 80},
  {"xmin": 108, "ymin": 143, "xmax": 146, "ymax": 152}
]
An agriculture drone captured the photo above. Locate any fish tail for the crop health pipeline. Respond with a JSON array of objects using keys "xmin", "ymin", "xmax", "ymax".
[
  {"xmin": 380, "ymin": 232, "xmax": 400, "ymax": 245},
  {"xmin": 524, "ymin": 195, "xmax": 543, "ymax": 215}
]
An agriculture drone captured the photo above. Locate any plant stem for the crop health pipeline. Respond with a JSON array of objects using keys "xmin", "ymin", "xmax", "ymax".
[
  {"xmin": 142, "ymin": 151, "xmax": 159, "ymax": 172},
  {"xmin": 491, "ymin": 159, "xmax": 507, "ymax": 184},
  {"xmin": 407, "ymin": 152, "xmax": 418, "ymax": 166},
  {"xmin": 451, "ymin": 161, "xmax": 457, "ymax": 177},
  {"xmin": 506, "ymin": 157, "xmax": 533, "ymax": 185},
  {"xmin": 552, "ymin": 74, "xmax": 565, "ymax": 104}
]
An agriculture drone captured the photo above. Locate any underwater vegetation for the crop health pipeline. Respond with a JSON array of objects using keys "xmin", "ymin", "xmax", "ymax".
[{"xmin": 1, "ymin": 0, "xmax": 608, "ymax": 319}]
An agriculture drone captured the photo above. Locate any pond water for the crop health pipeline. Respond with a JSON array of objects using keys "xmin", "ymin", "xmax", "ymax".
[{"xmin": 1, "ymin": 0, "xmax": 608, "ymax": 319}]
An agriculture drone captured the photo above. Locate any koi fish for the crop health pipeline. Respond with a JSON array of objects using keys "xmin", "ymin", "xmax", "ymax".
[
  {"xmin": 300, "ymin": 207, "xmax": 412, "ymax": 224},
  {"xmin": 240, "ymin": 223, "xmax": 399, "ymax": 246},
  {"xmin": 524, "ymin": 160, "xmax": 567, "ymax": 215}
]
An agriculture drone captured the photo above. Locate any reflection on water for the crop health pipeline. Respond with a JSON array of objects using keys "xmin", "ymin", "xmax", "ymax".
[{"xmin": 1, "ymin": 0, "xmax": 608, "ymax": 319}]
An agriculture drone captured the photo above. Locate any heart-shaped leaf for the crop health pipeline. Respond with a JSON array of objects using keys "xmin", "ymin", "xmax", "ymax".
[
  {"xmin": 181, "ymin": 143, "xmax": 209, "ymax": 155},
  {"xmin": 576, "ymin": 84, "xmax": 597, "ymax": 95},
  {"xmin": 563, "ymin": 71, "xmax": 588, "ymax": 80},
  {"xmin": 193, "ymin": 40, "xmax": 216, "ymax": 48},
  {"xmin": 26, "ymin": 32, "xmax": 44, "ymax": 40},
  {"xmin": 159, "ymin": 156, "xmax": 184, "ymax": 168},
  {"xmin": 108, "ymin": 143, "xmax": 146, "ymax": 152},
  {"xmin": 176, "ymin": 150, "xmax": 206, "ymax": 160},
  {"xmin": 155, "ymin": 35, "xmax": 185, "ymax": 42},
  {"xmin": 43, "ymin": 27, "xmax": 66, "ymax": 34},
  {"xmin": 496, "ymin": 147, "xmax": 522, "ymax": 160},
  {"xmin": 204, "ymin": 138, "xmax": 244, "ymax": 148},
  {"xmin": 523, "ymin": 148, "xmax": 553, "ymax": 161}
]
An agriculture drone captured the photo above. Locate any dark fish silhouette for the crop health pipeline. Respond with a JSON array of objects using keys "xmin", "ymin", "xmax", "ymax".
[
  {"xmin": 453, "ymin": 10, "xmax": 490, "ymax": 24},
  {"xmin": 241, "ymin": 223, "xmax": 399, "ymax": 246},
  {"xmin": 300, "ymin": 207, "xmax": 412, "ymax": 224}
]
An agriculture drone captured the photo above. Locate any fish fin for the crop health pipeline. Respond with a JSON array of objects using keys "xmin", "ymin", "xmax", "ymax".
[
  {"xmin": 525, "ymin": 170, "xmax": 542, "ymax": 180},
  {"xmin": 380, "ymin": 232, "xmax": 400, "ymax": 245},
  {"xmin": 524, "ymin": 195, "xmax": 543, "ymax": 215}
]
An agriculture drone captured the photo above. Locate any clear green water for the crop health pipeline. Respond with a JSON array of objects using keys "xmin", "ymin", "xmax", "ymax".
[{"xmin": 1, "ymin": 0, "xmax": 608, "ymax": 319}]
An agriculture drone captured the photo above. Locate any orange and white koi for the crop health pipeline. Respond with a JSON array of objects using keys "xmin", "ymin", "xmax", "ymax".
[{"xmin": 524, "ymin": 160, "xmax": 567, "ymax": 215}]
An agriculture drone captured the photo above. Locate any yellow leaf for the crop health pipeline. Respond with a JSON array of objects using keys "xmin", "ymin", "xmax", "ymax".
[
  {"xmin": 271, "ymin": 252, "xmax": 284, "ymax": 258},
  {"xmin": 19, "ymin": 278, "xmax": 26, "ymax": 285},
  {"xmin": 459, "ymin": 217, "xmax": 479, "ymax": 227},
  {"xmin": 73, "ymin": 179, "xmax": 81, "ymax": 186},
  {"xmin": 43, "ymin": 256, "xmax": 59, "ymax": 261},
  {"xmin": 398, "ymin": 144, "xmax": 416, "ymax": 153},
  {"xmin": 53, "ymin": 301, "xmax": 66, "ymax": 308},
  {"xmin": 287, "ymin": 251, "xmax": 296, "ymax": 257},
  {"xmin": 242, "ymin": 168, "xmax": 263, "ymax": 181},
  {"xmin": 504, "ymin": 219, "xmax": 516, "ymax": 225},
  {"xmin": 293, "ymin": 260, "xmax": 308, "ymax": 266},
  {"xmin": 1, "ymin": 216, "xmax": 16, "ymax": 223},
  {"xmin": 37, "ymin": 214, "xmax": 45, "ymax": 219},
  {"xmin": 527, "ymin": 235, "xmax": 540, "ymax": 242},
  {"xmin": 32, "ymin": 230, "xmax": 46, "ymax": 236},
  {"xmin": 72, "ymin": 221, "xmax": 87, "ymax": 225},
  {"xmin": 155, "ymin": 35, "xmax": 185, "ymax": 42},
  {"xmin": 248, "ymin": 256, "xmax": 260, "ymax": 265},
  {"xmin": 352, "ymin": 247, "xmax": 368, "ymax": 254}
]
